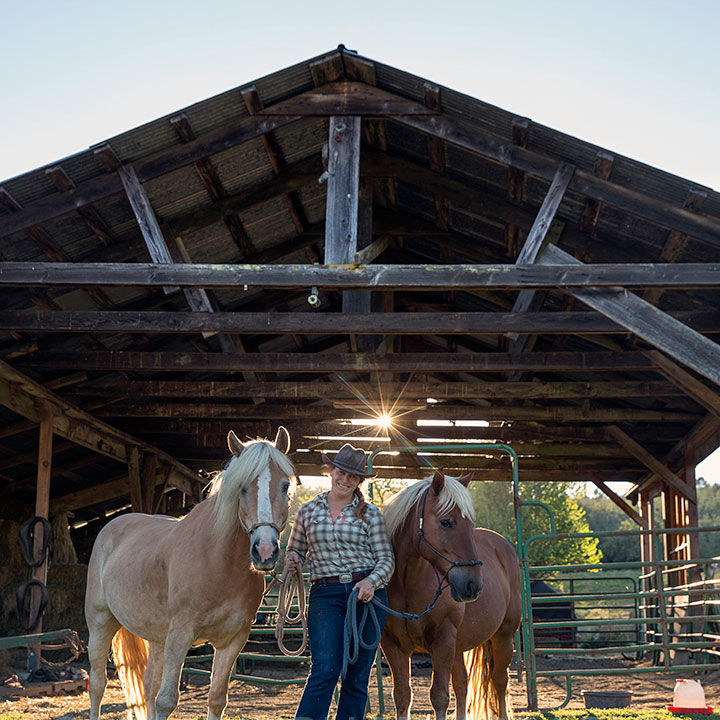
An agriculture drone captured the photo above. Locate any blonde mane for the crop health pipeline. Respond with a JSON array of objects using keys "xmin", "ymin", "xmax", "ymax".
[
  {"xmin": 207, "ymin": 439, "xmax": 295, "ymax": 537},
  {"xmin": 382, "ymin": 474, "xmax": 476, "ymax": 539}
]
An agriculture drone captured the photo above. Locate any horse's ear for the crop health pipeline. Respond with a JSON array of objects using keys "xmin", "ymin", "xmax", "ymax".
[
  {"xmin": 457, "ymin": 472, "xmax": 473, "ymax": 487},
  {"xmin": 227, "ymin": 430, "xmax": 244, "ymax": 457},
  {"xmin": 273, "ymin": 426, "xmax": 291, "ymax": 454},
  {"xmin": 431, "ymin": 470, "xmax": 445, "ymax": 495}
]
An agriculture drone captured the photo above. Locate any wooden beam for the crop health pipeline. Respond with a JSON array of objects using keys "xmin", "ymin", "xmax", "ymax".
[
  {"xmin": 128, "ymin": 445, "xmax": 143, "ymax": 512},
  {"xmin": 643, "ymin": 188, "xmax": 707, "ymax": 306},
  {"xmin": 505, "ymin": 117, "xmax": 530, "ymax": 257},
  {"xmin": 240, "ymin": 85, "xmax": 310, "ymax": 246},
  {"xmin": 589, "ymin": 474, "xmax": 647, "ymax": 527},
  {"xmin": 0, "ymin": 358, "xmax": 199, "ymax": 493},
  {"xmin": 395, "ymin": 114, "xmax": 720, "ymax": 248},
  {"xmin": 17, "ymin": 349, "xmax": 659, "ymax": 373},
  {"xmin": 605, "ymin": 425, "xmax": 695, "ymax": 502},
  {"xmin": 2, "ymin": 261, "xmax": 719, "ymax": 290},
  {"xmin": 30, "ymin": 401, "xmax": 53, "ymax": 650},
  {"xmin": 539, "ymin": 244, "xmax": 720, "ymax": 387},
  {"xmin": 50, "ymin": 476, "xmax": 129, "ymax": 514},
  {"xmin": 70, "ymin": 378, "xmax": 684, "ymax": 400},
  {"xmin": 1, "ymin": 309, "xmax": 717, "ymax": 335},
  {"xmin": 506, "ymin": 162, "xmax": 575, "ymax": 347},
  {"xmin": 354, "ymin": 235, "xmax": 389, "ymax": 265},
  {"xmin": 579, "ymin": 151, "xmax": 614, "ymax": 235},
  {"xmin": 647, "ymin": 350, "xmax": 720, "ymax": 418},
  {"xmin": 0, "ymin": 114, "xmax": 300, "ymax": 239},
  {"xmin": 256, "ymin": 81, "xmax": 436, "ymax": 116},
  {"xmin": 325, "ymin": 116, "xmax": 361, "ymax": 264},
  {"xmin": 96, "ymin": 402, "xmax": 696, "ymax": 423},
  {"xmin": 117, "ymin": 164, "xmax": 178, "ymax": 294}
]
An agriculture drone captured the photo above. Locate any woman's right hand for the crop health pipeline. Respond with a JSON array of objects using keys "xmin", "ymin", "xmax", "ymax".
[{"xmin": 283, "ymin": 551, "xmax": 300, "ymax": 576}]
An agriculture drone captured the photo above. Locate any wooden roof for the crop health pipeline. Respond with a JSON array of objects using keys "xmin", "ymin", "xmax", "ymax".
[{"xmin": 1, "ymin": 46, "xmax": 719, "ymax": 540}]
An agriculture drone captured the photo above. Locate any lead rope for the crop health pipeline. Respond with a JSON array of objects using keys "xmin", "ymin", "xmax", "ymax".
[
  {"xmin": 340, "ymin": 585, "xmax": 450, "ymax": 680},
  {"xmin": 274, "ymin": 566, "xmax": 308, "ymax": 656}
]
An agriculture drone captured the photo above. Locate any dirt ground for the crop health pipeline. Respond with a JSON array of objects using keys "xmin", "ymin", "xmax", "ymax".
[{"xmin": 3, "ymin": 655, "xmax": 720, "ymax": 719}]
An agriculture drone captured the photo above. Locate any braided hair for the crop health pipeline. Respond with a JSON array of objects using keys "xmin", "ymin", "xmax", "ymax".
[{"xmin": 353, "ymin": 485, "xmax": 368, "ymax": 520}]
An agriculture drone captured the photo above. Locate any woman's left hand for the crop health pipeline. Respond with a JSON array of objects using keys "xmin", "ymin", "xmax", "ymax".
[{"xmin": 353, "ymin": 577, "xmax": 375, "ymax": 603}]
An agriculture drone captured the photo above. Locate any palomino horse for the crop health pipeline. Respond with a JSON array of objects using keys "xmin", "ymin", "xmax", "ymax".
[
  {"xmin": 85, "ymin": 427, "xmax": 295, "ymax": 720},
  {"xmin": 381, "ymin": 472, "xmax": 521, "ymax": 720}
]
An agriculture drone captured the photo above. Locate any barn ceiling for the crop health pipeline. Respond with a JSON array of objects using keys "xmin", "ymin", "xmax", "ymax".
[{"xmin": 1, "ymin": 45, "xmax": 719, "ymax": 541}]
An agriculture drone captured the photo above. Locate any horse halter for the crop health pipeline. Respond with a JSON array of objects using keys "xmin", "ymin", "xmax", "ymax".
[
  {"xmin": 247, "ymin": 520, "xmax": 284, "ymax": 536},
  {"xmin": 416, "ymin": 486, "xmax": 483, "ymax": 578}
]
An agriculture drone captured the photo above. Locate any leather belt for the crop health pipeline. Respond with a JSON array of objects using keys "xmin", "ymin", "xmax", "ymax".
[{"xmin": 312, "ymin": 570, "xmax": 371, "ymax": 585}]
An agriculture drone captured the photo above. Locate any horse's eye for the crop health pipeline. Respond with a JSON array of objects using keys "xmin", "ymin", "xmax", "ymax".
[
  {"xmin": 440, "ymin": 518, "xmax": 454, "ymax": 529},
  {"xmin": 281, "ymin": 479, "xmax": 290, "ymax": 494}
]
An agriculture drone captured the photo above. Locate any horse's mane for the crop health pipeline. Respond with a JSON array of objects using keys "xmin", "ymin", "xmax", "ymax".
[
  {"xmin": 382, "ymin": 474, "xmax": 476, "ymax": 539},
  {"xmin": 206, "ymin": 439, "xmax": 295, "ymax": 537}
]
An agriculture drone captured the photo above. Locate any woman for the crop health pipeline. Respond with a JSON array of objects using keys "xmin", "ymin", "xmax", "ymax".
[{"xmin": 284, "ymin": 443, "xmax": 395, "ymax": 720}]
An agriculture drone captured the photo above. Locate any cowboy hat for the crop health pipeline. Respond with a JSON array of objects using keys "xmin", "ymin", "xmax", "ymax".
[{"xmin": 321, "ymin": 443, "xmax": 376, "ymax": 478}]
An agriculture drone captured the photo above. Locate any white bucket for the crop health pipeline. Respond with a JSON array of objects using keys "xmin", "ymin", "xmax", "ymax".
[{"xmin": 673, "ymin": 679, "xmax": 706, "ymax": 709}]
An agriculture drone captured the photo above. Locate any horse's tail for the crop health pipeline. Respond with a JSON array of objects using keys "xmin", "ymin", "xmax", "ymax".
[
  {"xmin": 111, "ymin": 627, "xmax": 149, "ymax": 720},
  {"xmin": 464, "ymin": 641, "xmax": 513, "ymax": 720}
]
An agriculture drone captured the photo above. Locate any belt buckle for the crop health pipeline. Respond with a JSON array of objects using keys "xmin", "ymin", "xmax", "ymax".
[{"xmin": 339, "ymin": 572, "xmax": 353, "ymax": 584}]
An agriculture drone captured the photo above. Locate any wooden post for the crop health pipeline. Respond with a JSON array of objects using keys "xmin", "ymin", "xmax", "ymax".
[
  {"xmin": 325, "ymin": 116, "xmax": 361, "ymax": 265},
  {"xmin": 128, "ymin": 446, "xmax": 143, "ymax": 512},
  {"xmin": 30, "ymin": 400, "xmax": 54, "ymax": 665}
]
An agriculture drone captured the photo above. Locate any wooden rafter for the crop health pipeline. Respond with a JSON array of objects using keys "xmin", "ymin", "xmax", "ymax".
[
  {"xmin": 0, "ymin": 358, "xmax": 200, "ymax": 494},
  {"xmin": 0, "ymin": 309, "xmax": 717, "ymax": 335},
  {"xmin": 1, "ymin": 261, "xmax": 718, "ymax": 289},
  {"xmin": 16, "ymin": 349, "xmax": 662, "ymax": 373},
  {"xmin": 538, "ymin": 244, "xmax": 720, "ymax": 386}
]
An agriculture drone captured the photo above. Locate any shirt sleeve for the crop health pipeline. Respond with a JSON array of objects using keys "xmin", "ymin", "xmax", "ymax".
[
  {"xmin": 365, "ymin": 506, "xmax": 395, "ymax": 589},
  {"xmin": 286, "ymin": 502, "xmax": 308, "ymax": 563}
]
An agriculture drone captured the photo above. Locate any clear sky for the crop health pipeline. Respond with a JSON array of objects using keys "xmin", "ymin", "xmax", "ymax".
[{"xmin": 2, "ymin": 0, "xmax": 719, "ymax": 483}]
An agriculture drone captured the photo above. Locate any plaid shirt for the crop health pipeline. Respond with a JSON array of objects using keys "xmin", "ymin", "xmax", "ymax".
[{"xmin": 287, "ymin": 492, "xmax": 395, "ymax": 589}]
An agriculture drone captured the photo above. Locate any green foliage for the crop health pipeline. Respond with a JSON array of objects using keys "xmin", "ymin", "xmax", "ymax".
[
  {"xmin": 468, "ymin": 480, "xmax": 602, "ymax": 569},
  {"xmin": 578, "ymin": 477, "xmax": 720, "ymax": 566},
  {"xmin": 577, "ymin": 494, "xmax": 641, "ymax": 564},
  {"xmin": 367, "ymin": 477, "xmax": 406, "ymax": 507}
]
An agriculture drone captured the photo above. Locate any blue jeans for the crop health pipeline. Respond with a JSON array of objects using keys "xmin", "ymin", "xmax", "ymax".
[{"xmin": 295, "ymin": 581, "xmax": 388, "ymax": 720}]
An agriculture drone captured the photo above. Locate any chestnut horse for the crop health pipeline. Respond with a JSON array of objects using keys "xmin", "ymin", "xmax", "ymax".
[
  {"xmin": 85, "ymin": 427, "xmax": 295, "ymax": 720},
  {"xmin": 381, "ymin": 472, "xmax": 521, "ymax": 720}
]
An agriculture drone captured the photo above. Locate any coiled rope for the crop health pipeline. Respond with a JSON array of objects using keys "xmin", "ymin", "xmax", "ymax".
[
  {"xmin": 341, "ymin": 587, "xmax": 449, "ymax": 679},
  {"xmin": 274, "ymin": 566, "xmax": 308, "ymax": 656}
]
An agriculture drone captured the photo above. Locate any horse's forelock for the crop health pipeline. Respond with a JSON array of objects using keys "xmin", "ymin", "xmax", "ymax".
[
  {"xmin": 209, "ymin": 438, "xmax": 295, "ymax": 537},
  {"xmin": 382, "ymin": 474, "xmax": 475, "ymax": 538}
]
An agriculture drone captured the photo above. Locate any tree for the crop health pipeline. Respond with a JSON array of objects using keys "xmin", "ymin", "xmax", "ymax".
[
  {"xmin": 469, "ymin": 480, "xmax": 602, "ymax": 570},
  {"xmin": 577, "ymin": 494, "xmax": 641, "ymax": 563}
]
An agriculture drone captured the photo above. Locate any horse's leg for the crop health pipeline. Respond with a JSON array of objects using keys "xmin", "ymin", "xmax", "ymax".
[
  {"xmin": 206, "ymin": 626, "xmax": 252, "ymax": 720},
  {"xmin": 143, "ymin": 642, "xmax": 164, "ymax": 720},
  {"xmin": 87, "ymin": 611, "xmax": 121, "ymax": 720},
  {"xmin": 450, "ymin": 652, "xmax": 468, "ymax": 720},
  {"xmin": 489, "ymin": 631, "xmax": 515, "ymax": 720},
  {"xmin": 380, "ymin": 637, "xmax": 412, "ymax": 720},
  {"xmin": 153, "ymin": 625, "xmax": 196, "ymax": 720},
  {"xmin": 428, "ymin": 628, "xmax": 457, "ymax": 720}
]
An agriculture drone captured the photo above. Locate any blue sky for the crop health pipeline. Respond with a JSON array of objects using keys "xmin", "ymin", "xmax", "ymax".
[{"xmin": 2, "ymin": 0, "xmax": 719, "ymax": 482}]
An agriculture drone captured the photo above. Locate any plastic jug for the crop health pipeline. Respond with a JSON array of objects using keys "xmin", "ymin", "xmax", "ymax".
[{"xmin": 673, "ymin": 679, "xmax": 706, "ymax": 709}]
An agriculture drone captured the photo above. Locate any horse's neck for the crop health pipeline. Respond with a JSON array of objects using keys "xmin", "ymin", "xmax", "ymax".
[
  {"xmin": 200, "ymin": 495, "xmax": 250, "ymax": 555},
  {"xmin": 392, "ymin": 510, "xmax": 427, "ymax": 573}
]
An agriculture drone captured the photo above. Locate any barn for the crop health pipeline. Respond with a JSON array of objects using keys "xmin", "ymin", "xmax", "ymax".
[{"xmin": 1, "ymin": 45, "xmax": 719, "ymax": 690}]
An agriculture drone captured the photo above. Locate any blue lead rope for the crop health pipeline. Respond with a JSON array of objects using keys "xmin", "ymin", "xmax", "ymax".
[{"xmin": 340, "ymin": 586, "xmax": 446, "ymax": 679}]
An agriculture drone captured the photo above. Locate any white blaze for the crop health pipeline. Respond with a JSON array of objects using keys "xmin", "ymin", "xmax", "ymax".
[{"xmin": 251, "ymin": 466, "xmax": 277, "ymax": 562}]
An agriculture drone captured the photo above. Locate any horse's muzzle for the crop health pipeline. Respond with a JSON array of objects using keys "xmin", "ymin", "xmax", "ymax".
[
  {"xmin": 250, "ymin": 527, "xmax": 280, "ymax": 570},
  {"xmin": 449, "ymin": 567, "xmax": 483, "ymax": 603}
]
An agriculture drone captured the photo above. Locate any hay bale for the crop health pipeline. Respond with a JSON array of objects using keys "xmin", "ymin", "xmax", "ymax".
[{"xmin": 51, "ymin": 514, "xmax": 78, "ymax": 565}]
